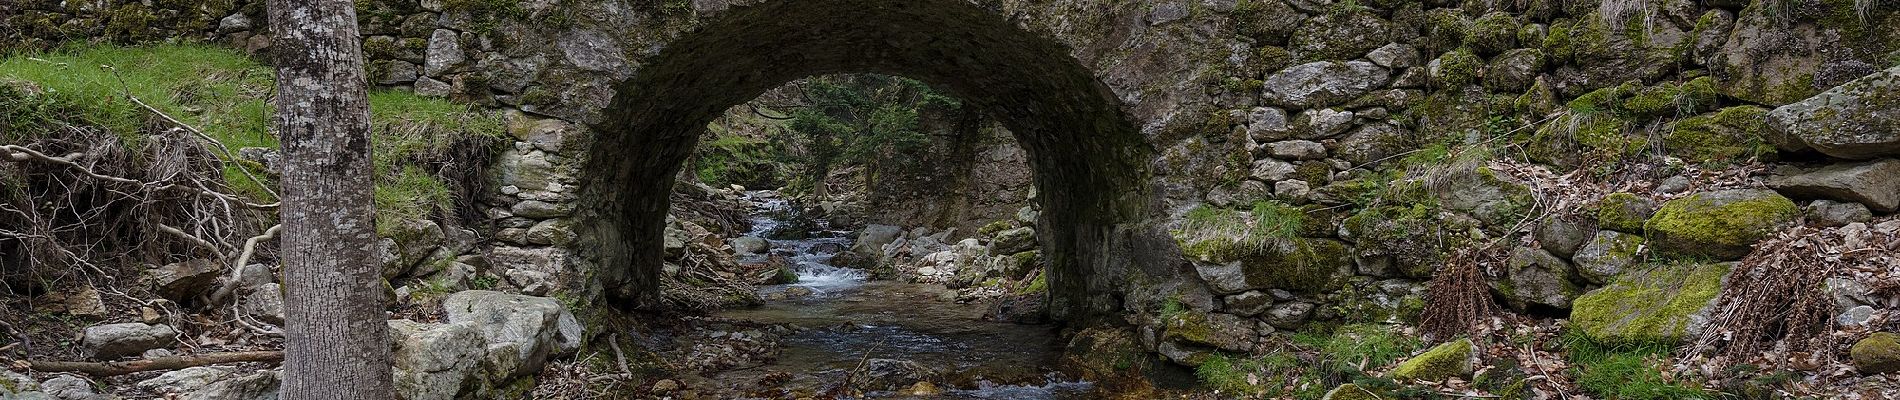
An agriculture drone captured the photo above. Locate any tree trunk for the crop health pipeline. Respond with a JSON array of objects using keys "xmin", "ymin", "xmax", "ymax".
[{"xmin": 266, "ymin": 0, "xmax": 394, "ymax": 398}]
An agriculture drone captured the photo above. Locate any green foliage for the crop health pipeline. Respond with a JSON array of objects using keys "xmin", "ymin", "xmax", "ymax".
[
  {"xmin": 1195, "ymin": 324, "xmax": 1424, "ymax": 398},
  {"xmin": 374, "ymin": 166, "xmax": 452, "ymax": 235},
  {"xmin": 770, "ymin": 75, "xmax": 954, "ymax": 194},
  {"xmin": 1017, "ymin": 269, "xmax": 1047, "ymax": 294},
  {"xmin": 1561, "ymin": 331, "xmax": 1716, "ymax": 400}
]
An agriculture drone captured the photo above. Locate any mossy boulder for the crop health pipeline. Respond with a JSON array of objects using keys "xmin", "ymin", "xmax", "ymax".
[
  {"xmin": 1322, "ymin": 383, "xmax": 1386, "ymax": 400},
  {"xmin": 1851, "ymin": 332, "xmax": 1900, "ymax": 375},
  {"xmin": 1644, "ymin": 189, "xmax": 1798, "ymax": 260},
  {"xmin": 1430, "ymin": 166, "xmax": 1536, "ymax": 229},
  {"xmin": 1343, "ymin": 206, "xmax": 1476, "ymax": 279},
  {"xmin": 1465, "ymin": 12, "xmax": 1520, "ymax": 56},
  {"xmin": 1664, "ymin": 105, "xmax": 1774, "ymax": 164},
  {"xmin": 1189, "ymin": 237, "xmax": 1351, "ymax": 294},
  {"xmin": 1428, "ymin": 48, "xmax": 1483, "ymax": 88},
  {"xmin": 1570, "ymin": 262, "xmax": 1732, "ymax": 344},
  {"xmin": 1391, "ymin": 338, "xmax": 1475, "ymax": 381},
  {"xmin": 1290, "ymin": 9, "xmax": 1393, "ymax": 61},
  {"xmin": 1161, "ymin": 311, "xmax": 1257, "ymax": 352},
  {"xmin": 1595, "ymin": 192, "xmax": 1655, "ymax": 233}
]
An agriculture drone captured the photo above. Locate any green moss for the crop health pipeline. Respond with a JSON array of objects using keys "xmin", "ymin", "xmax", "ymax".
[
  {"xmin": 1569, "ymin": 261, "xmax": 1730, "ymax": 344},
  {"xmin": 1645, "ymin": 191, "xmax": 1797, "ymax": 259},
  {"xmin": 1323, "ymin": 383, "xmax": 1385, "ymax": 399},
  {"xmin": 1596, "ymin": 193, "xmax": 1651, "ymax": 233},
  {"xmin": 1664, "ymin": 105, "xmax": 1774, "ymax": 164},
  {"xmin": 1542, "ymin": 20, "xmax": 1577, "ymax": 62},
  {"xmin": 1161, "ymin": 310, "xmax": 1214, "ymax": 344},
  {"xmin": 1465, "ymin": 12, "xmax": 1519, "ymax": 54},
  {"xmin": 978, "ymin": 220, "xmax": 1015, "ymax": 236},
  {"xmin": 1852, "ymin": 332, "xmax": 1900, "ymax": 374},
  {"xmin": 1433, "ymin": 48, "xmax": 1483, "ymax": 88},
  {"xmin": 1017, "ymin": 270, "xmax": 1047, "ymax": 294},
  {"xmin": 1239, "ymin": 238, "xmax": 1350, "ymax": 293},
  {"xmin": 1390, "ymin": 338, "xmax": 1473, "ymax": 381}
]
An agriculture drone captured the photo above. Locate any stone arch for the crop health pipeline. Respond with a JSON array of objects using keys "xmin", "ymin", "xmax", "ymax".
[{"xmin": 577, "ymin": 0, "xmax": 1155, "ymax": 320}]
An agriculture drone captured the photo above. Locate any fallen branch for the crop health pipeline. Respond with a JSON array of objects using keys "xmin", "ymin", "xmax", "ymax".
[
  {"xmin": 209, "ymin": 224, "xmax": 283, "ymax": 304},
  {"xmin": 28, "ymin": 351, "xmax": 283, "ymax": 376},
  {"xmin": 0, "ymin": 144, "xmax": 278, "ymax": 210}
]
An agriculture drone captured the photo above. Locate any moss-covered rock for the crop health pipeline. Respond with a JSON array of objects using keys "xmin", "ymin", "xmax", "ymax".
[
  {"xmin": 1190, "ymin": 237, "xmax": 1351, "ymax": 293},
  {"xmin": 1644, "ymin": 189, "xmax": 1798, "ymax": 260},
  {"xmin": 1291, "ymin": 10, "xmax": 1393, "ymax": 61},
  {"xmin": 1428, "ymin": 48, "xmax": 1483, "ymax": 88},
  {"xmin": 1763, "ymin": 65, "xmax": 1900, "ymax": 159},
  {"xmin": 1570, "ymin": 261, "xmax": 1732, "ymax": 344},
  {"xmin": 1391, "ymin": 338, "xmax": 1474, "ymax": 381},
  {"xmin": 1343, "ymin": 205, "xmax": 1475, "ymax": 279},
  {"xmin": 1571, "ymin": 230, "xmax": 1643, "ymax": 285},
  {"xmin": 1162, "ymin": 311, "xmax": 1257, "ymax": 352},
  {"xmin": 1492, "ymin": 246, "xmax": 1582, "ymax": 310},
  {"xmin": 1465, "ymin": 12, "xmax": 1520, "ymax": 56},
  {"xmin": 1431, "ymin": 166, "xmax": 1536, "ymax": 229},
  {"xmin": 1595, "ymin": 192, "xmax": 1654, "ymax": 233},
  {"xmin": 1665, "ymin": 105, "xmax": 1774, "ymax": 164},
  {"xmin": 1851, "ymin": 332, "xmax": 1900, "ymax": 375},
  {"xmin": 1322, "ymin": 383, "xmax": 1386, "ymax": 400}
]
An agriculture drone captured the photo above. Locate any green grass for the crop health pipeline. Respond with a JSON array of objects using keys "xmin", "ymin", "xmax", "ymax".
[
  {"xmin": 1174, "ymin": 200, "xmax": 1307, "ymax": 259},
  {"xmin": 1194, "ymin": 324, "xmax": 1424, "ymax": 399},
  {"xmin": 2, "ymin": 43, "xmax": 504, "ymax": 230},
  {"xmin": 1561, "ymin": 331, "xmax": 1716, "ymax": 400}
]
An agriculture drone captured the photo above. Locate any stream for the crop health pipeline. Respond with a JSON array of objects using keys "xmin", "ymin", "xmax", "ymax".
[{"xmin": 684, "ymin": 192, "xmax": 1092, "ymax": 399}]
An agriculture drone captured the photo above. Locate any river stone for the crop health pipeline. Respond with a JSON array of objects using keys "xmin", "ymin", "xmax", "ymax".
[
  {"xmin": 1807, "ymin": 200, "xmax": 1874, "ymax": 227},
  {"xmin": 137, "ymin": 367, "xmax": 235, "ymax": 395},
  {"xmin": 181, "ymin": 370, "xmax": 279, "ymax": 400},
  {"xmin": 1768, "ymin": 159, "xmax": 1900, "ymax": 213},
  {"xmin": 147, "ymin": 259, "xmax": 222, "ymax": 301},
  {"xmin": 0, "ymin": 371, "xmax": 41, "ymax": 398},
  {"xmin": 989, "ymin": 227, "xmax": 1037, "ymax": 255},
  {"xmin": 1570, "ymin": 262, "xmax": 1732, "ymax": 344},
  {"xmin": 1572, "ymin": 230, "xmax": 1643, "ymax": 285},
  {"xmin": 1852, "ymin": 332, "xmax": 1900, "ymax": 375},
  {"xmin": 509, "ymin": 200, "xmax": 572, "ymax": 219},
  {"xmin": 860, "ymin": 359, "xmax": 938, "ymax": 390},
  {"xmin": 443, "ymin": 290, "xmax": 583, "ymax": 379},
  {"xmin": 217, "ymin": 13, "xmax": 252, "ymax": 33},
  {"xmin": 1645, "ymin": 189, "xmax": 1799, "ymax": 260},
  {"xmin": 1765, "ymin": 65, "xmax": 1900, "ymax": 159},
  {"xmin": 731, "ymin": 236, "xmax": 770, "ymax": 254},
  {"xmin": 39, "ymin": 375, "xmax": 99, "ymax": 400},
  {"xmin": 83, "ymin": 322, "xmax": 177, "ymax": 360},
  {"xmin": 1262, "ymin": 61, "xmax": 1390, "ymax": 108},
  {"xmin": 1493, "ymin": 247, "xmax": 1582, "ymax": 310},
  {"xmin": 389, "ymin": 319, "xmax": 484, "ymax": 400},
  {"xmin": 852, "ymin": 224, "xmax": 904, "ymax": 257}
]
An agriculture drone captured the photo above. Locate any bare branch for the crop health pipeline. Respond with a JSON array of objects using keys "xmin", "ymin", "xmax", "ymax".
[{"xmin": 27, "ymin": 351, "xmax": 284, "ymax": 376}]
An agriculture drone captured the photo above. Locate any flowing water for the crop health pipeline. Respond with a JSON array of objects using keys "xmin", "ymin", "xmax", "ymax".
[{"xmin": 693, "ymin": 192, "xmax": 1091, "ymax": 399}]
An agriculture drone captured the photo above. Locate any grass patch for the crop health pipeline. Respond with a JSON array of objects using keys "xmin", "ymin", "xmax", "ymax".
[
  {"xmin": 1193, "ymin": 324, "xmax": 1424, "ymax": 398},
  {"xmin": 2, "ymin": 44, "xmax": 505, "ymax": 230},
  {"xmin": 1174, "ymin": 200, "xmax": 1306, "ymax": 260},
  {"xmin": 1561, "ymin": 331, "xmax": 1716, "ymax": 400}
]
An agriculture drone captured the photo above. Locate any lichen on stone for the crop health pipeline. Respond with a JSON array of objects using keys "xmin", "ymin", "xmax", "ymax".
[{"xmin": 1644, "ymin": 189, "xmax": 1798, "ymax": 260}]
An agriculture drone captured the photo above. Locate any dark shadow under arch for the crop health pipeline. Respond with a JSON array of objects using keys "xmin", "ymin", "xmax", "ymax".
[{"xmin": 580, "ymin": 0, "xmax": 1153, "ymax": 321}]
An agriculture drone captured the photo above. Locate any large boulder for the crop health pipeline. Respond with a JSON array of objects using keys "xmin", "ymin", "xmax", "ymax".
[
  {"xmin": 137, "ymin": 367, "xmax": 235, "ymax": 395},
  {"xmin": 389, "ymin": 320, "xmax": 485, "ymax": 399},
  {"xmin": 851, "ymin": 224, "xmax": 904, "ymax": 257},
  {"xmin": 82, "ymin": 323, "xmax": 177, "ymax": 360},
  {"xmin": 1262, "ymin": 61, "xmax": 1390, "ymax": 108},
  {"xmin": 1570, "ymin": 262, "xmax": 1732, "ymax": 344},
  {"xmin": 1571, "ymin": 230, "xmax": 1644, "ymax": 285},
  {"xmin": 442, "ymin": 291, "xmax": 583, "ymax": 379},
  {"xmin": 1644, "ymin": 189, "xmax": 1798, "ymax": 260},
  {"xmin": 1161, "ymin": 311, "xmax": 1258, "ymax": 353},
  {"xmin": 730, "ymin": 236, "xmax": 770, "ymax": 254},
  {"xmin": 1765, "ymin": 66, "xmax": 1900, "ymax": 159},
  {"xmin": 180, "ymin": 370, "xmax": 279, "ymax": 400},
  {"xmin": 1492, "ymin": 247, "xmax": 1582, "ymax": 310},
  {"xmin": 1429, "ymin": 167, "xmax": 1535, "ymax": 228},
  {"xmin": 1768, "ymin": 159, "xmax": 1900, "ymax": 213}
]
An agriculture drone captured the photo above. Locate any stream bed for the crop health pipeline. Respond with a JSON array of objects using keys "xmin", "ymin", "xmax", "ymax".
[{"xmin": 678, "ymin": 192, "xmax": 1091, "ymax": 399}]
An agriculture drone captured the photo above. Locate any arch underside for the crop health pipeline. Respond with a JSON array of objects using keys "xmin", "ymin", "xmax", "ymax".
[{"xmin": 582, "ymin": 0, "xmax": 1155, "ymax": 321}]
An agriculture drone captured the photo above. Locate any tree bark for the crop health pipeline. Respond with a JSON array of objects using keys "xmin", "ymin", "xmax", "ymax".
[{"xmin": 266, "ymin": 0, "xmax": 394, "ymax": 398}]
